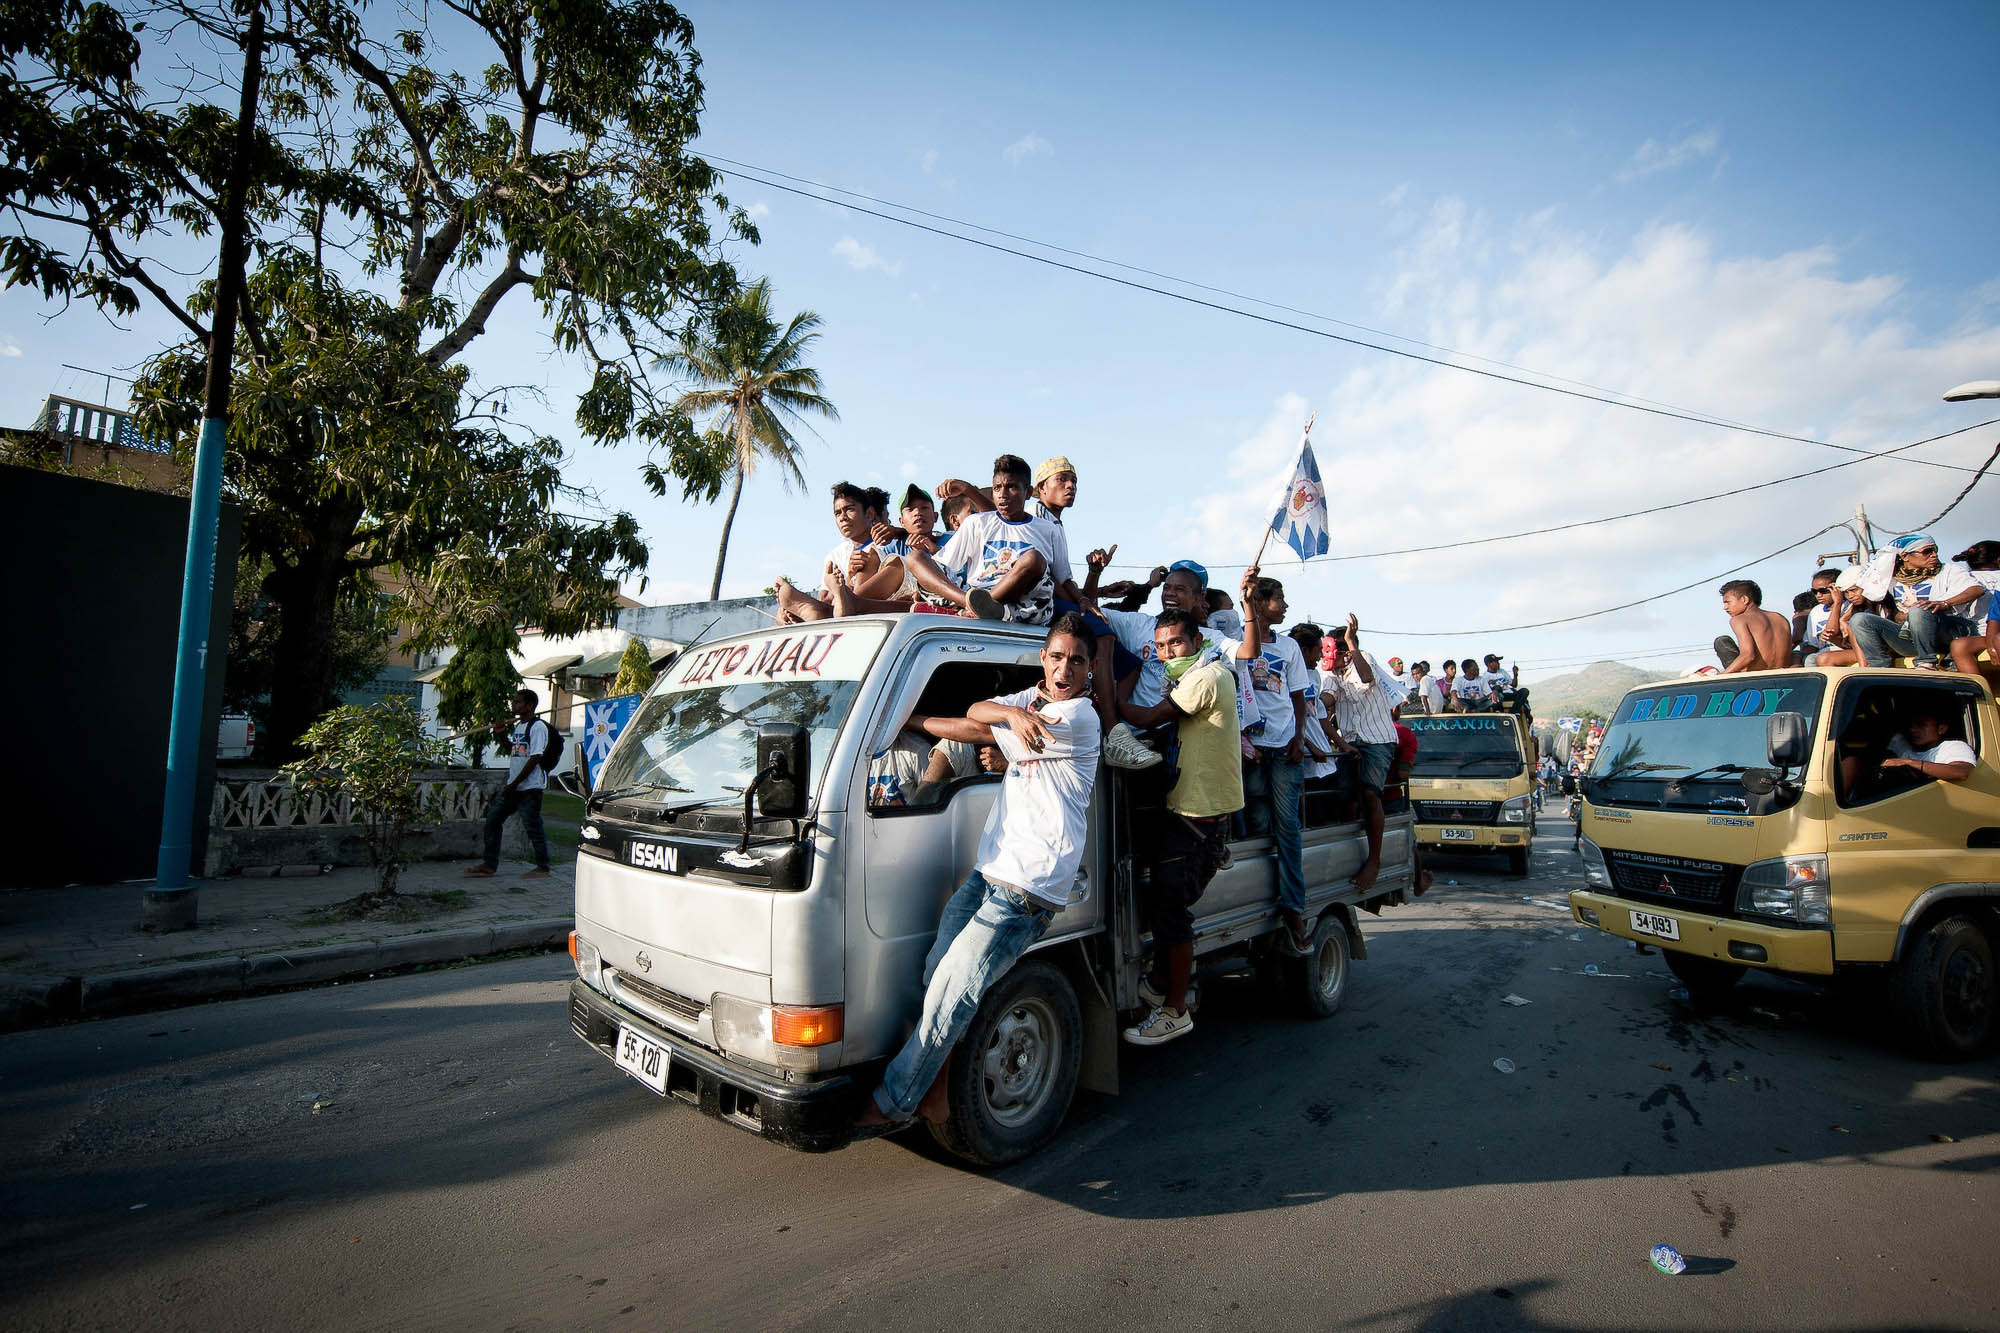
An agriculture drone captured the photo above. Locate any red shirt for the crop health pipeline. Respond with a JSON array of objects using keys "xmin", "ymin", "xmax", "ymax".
[{"xmin": 1394, "ymin": 723, "xmax": 1418, "ymax": 771}]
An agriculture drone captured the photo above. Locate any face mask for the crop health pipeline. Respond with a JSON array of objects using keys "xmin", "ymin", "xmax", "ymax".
[{"xmin": 1164, "ymin": 652, "xmax": 1200, "ymax": 682}]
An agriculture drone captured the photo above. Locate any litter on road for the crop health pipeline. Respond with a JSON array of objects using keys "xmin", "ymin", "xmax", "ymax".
[
  {"xmin": 1650, "ymin": 1243, "xmax": 1687, "ymax": 1275},
  {"xmin": 1493, "ymin": 1057, "xmax": 1518, "ymax": 1074},
  {"xmin": 1500, "ymin": 994, "xmax": 1532, "ymax": 1007}
]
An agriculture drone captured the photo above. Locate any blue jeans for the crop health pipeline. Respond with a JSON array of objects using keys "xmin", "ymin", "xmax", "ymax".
[
  {"xmin": 1242, "ymin": 748, "xmax": 1306, "ymax": 913},
  {"xmin": 482, "ymin": 786, "xmax": 549, "ymax": 870},
  {"xmin": 874, "ymin": 871, "xmax": 1056, "ymax": 1119},
  {"xmin": 1849, "ymin": 608, "xmax": 1980, "ymax": 667}
]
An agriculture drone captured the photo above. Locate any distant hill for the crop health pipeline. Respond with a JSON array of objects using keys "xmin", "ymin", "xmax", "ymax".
[{"xmin": 1526, "ymin": 660, "xmax": 1677, "ymax": 726}]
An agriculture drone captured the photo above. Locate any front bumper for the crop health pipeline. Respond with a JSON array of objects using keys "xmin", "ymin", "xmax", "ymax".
[
  {"xmin": 1413, "ymin": 823, "xmax": 1528, "ymax": 852},
  {"xmin": 568, "ymin": 979, "xmax": 868, "ymax": 1152},
  {"xmin": 1568, "ymin": 891, "xmax": 1836, "ymax": 975}
]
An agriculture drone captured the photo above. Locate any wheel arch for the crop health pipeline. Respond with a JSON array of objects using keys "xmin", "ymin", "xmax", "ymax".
[{"xmin": 1891, "ymin": 884, "xmax": 2000, "ymax": 962}]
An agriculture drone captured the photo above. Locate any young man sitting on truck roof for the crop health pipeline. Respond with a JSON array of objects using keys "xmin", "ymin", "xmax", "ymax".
[
  {"xmin": 1849, "ymin": 533, "xmax": 1986, "ymax": 670},
  {"xmin": 857, "ymin": 615, "xmax": 1103, "ymax": 1130},
  {"xmin": 1714, "ymin": 579, "xmax": 1795, "ymax": 673},
  {"xmin": 904, "ymin": 454, "xmax": 1070, "ymax": 625},
  {"xmin": 774, "ymin": 483, "xmax": 915, "ymax": 622},
  {"xmin": 1109, "ymin": 609, "xmax": 1245, "ymax": 1046},
  {"xmin": 1947, "ymin": 541, "xmax": 2000, "ymax": 683}
]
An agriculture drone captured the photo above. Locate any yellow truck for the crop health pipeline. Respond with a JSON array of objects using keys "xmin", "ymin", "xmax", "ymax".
[
  {"xmin": 1406, "ymin": 712, "xmax": 1538, "ymax": 876},
  {"xmin": 1568, "ymin": 667, "xmax": 2000, "ymax": 1058}
]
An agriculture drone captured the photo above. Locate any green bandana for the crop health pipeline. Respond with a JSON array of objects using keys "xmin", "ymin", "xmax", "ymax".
[{"xmin": 1161, "ymin": 635, "xmax": 1220, "ymax": 682}]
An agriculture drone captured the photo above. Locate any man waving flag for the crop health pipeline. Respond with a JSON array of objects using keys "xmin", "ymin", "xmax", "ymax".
[{"xmin": 1268, "ymin": 424, "xmax": 1329, "ymax": 560}]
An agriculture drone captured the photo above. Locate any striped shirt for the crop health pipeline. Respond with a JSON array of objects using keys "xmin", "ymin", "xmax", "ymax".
[{"xmin": 1325, "ymin": 652, "xmax": 1400, "ymax": 745}]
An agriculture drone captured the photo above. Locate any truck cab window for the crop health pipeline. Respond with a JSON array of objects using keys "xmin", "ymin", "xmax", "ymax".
[
  {"xmin": 1833, "ymin": 681, "xmax": 1982, "ymax": 808},
  {"xmin": 867, "ymin": 659, "xmax": 1040, "ymax": 816}
]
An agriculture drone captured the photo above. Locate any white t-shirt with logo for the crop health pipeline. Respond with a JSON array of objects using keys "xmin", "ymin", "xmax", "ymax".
[
  {"xmin": 1887, "ymin": 735, "xmax": 1977, "ymax": 768},
  {"xmin": 508, "ymin": 719, "xmax": 550, "ymax": 791},
  {"xmin": 1214, "ymin": 632, "xmax": 1308, "ymax": 748},
  {"xmin": 977, "ymin": 689, "xmax": 1102, "ymax": 908},
  {"xmin": 940, "ymin": 511, "xmax": 1072, "ymax": 594},
  {"xmin": 1102, "ymin": 609, "xmax": 1165, "ymax": 708},
  {"xmin": 1804, "ymin": 601, "xmax": 1833, "ymax": 649}
]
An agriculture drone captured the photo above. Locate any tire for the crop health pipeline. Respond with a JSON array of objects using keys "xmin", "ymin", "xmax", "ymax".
[
  {"xmin": 1506, "ymin": 846, "xmax": 1530, "ymax": 877},
  {"xmin": 1665, "ymin": 951, "xmax": 1745, "ymax": 1010},
  {"xmin": 1890, "ymin": 915, "xmax": 1996, "ymax": 1061},
  {"xmin": 1280, "ymin": 911, "xmax": 1352, "ymax": 1019},
  {"xmin": 928, "ymin": 959, "xmax": 1082, "ymax": 1166}
]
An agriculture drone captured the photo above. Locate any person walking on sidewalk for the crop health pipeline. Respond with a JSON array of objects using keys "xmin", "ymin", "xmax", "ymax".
[{"xmin": 467, "ymin": 689, "xmax": 552, "ymax": 879}]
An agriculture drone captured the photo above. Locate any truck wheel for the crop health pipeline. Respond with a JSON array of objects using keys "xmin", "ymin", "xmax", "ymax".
[
  {"xmin": 929, "ymin": 959, "xmax": 1082, "ymax": 1167},
  {"xmin": 1665, "ymin": 951, "xmax": 1744, "ymax": 1010},
  {"xmin": 1280, "ymin": 911, "xmax": 1352, "ymax": 1019},
  {"xmin": 1506, "ymin": 846, "xmax": 1530, "ymax": 877},
  {"xmin": 1891, "ymin": 915, "xmax": 1996, "ymax": 1061}
]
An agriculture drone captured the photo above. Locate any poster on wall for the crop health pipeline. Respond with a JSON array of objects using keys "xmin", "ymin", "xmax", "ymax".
[{"xmin": 583, "ymin": 694, "xmax": 642, "ymax": 785}]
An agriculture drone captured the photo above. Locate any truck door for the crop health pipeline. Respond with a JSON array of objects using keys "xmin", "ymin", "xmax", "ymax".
[{"xmin": 1825, "ymin": 677, "xmax": 1996, "ymax": 962}]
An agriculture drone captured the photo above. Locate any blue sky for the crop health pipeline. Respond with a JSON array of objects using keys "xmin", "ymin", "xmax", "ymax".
[{"xmin": 5, "ymin": 1, "xmax": 1997, "ymax": 679}]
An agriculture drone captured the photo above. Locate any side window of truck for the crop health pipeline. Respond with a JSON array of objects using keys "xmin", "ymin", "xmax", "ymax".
[
  {"xmin": 865, "ymin": 656, "xmax": 1042, "ymax": 817},
  {"xmin": 1832, "ymin": 681, "xmax": 1982, "ymax": 808}
]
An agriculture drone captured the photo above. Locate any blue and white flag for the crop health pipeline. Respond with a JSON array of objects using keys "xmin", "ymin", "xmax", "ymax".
[
  {"xmin": 583, "ymin": 694, "xmax": 642, "ymax": 784},
  {"xmin": 1269, "ymin": 433, "xmax": 1330, "ymax": 560},
  {"xmin": 1557, "ymin": 716, "xmax": 1585, "ymax": 735}
]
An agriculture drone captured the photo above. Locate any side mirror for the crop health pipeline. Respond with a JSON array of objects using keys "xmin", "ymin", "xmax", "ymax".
[
  {"xmin": 756, "ymin": 723, "xmax": 809, "ymax": 819},
  {"xmin": 1766, "ymin": 711, "xmax": 1810, "ymax": 769}
]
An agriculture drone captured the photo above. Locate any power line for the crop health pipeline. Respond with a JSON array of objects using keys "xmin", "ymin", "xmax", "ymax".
[
  {"xmin": 708, "ymin": 160, "xmax": 1980, "ymax": 476},
  {"xmin": 1097, "ymin": 417, "xmax": 1998, "ymax": 572},
  {"xmin": 1866, "ymin": 437, "xmax": 2000, "ymax": 538}
]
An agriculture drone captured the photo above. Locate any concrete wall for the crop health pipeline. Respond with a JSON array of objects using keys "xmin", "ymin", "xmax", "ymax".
[
  {"xmin": 202, "ymin": 768, "xmax": 541, "ymax": 874},
  {"xmin": 619, "ymin": 596, "xmax": 777, "ymax": 645}
]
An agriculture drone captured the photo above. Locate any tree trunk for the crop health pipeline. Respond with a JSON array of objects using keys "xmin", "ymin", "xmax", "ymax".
[
  {"xmin": 708, "ymin": 465, "xmax": 746, "ymax": 600},
  {"xmin": 262, "ymin": 555, "xmax": 345, "ymax": 761}
]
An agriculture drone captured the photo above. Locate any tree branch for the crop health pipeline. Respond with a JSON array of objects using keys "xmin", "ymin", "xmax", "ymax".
[{"xmin": 422, "ymin": 252, "xmax": 527, "ymax": 364}]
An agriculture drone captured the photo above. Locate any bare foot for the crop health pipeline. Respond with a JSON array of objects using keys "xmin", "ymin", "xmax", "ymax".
[
  {"xmin": 1415, "ymin": 868, "xmax": 1434, "ymax": 896},
  {"xmin": 829, "ymin": 575, "xmax": 857, "ymax": 619},
  {"xmin": 854, "ymin": 1099, "xmax": 893, "ymax": 1128},
  {"xmin": 1351, "ymin": 861, "xmax": 1380, "ymax": 893},
  {"xmin": 463, "ymin": 865, "xmax": 496, "ymax": 877},
  {"xmin": 917, "ymin": 1082, "xmax": 950, "ymax": 1125},
  {"xmin": 773, "ymin": 577, "xmax": 806, "ymax": 624}
]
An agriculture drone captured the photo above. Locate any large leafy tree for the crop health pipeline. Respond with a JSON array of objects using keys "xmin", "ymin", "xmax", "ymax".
[
  {"xmin": 3, "ymin": 0, "xmax": 754, "ymax": 754},
  {"xmin": 669, "ymin": 279, "xmax": 837, "ymax": 599}
]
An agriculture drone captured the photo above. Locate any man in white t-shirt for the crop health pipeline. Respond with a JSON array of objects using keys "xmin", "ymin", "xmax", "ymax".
[
  {"xmin": 1407, "ymin": 660, "xmax": 1444, "ymax": 716},
  {"xmin": 858, "ymin": 615, "xmax": 1103, "ymax": 1130},
  {"xmin": 1852, "ymin": 533, "xmax": 1987, "ymax": 668},
  {"xmin": 1801, "ymin": 568, "xmax": 1840, "ymax": 663},
  {"xmin": 1325, "ymin": 616, "xmax": 1400, "ymax": 892},
  {"xmin": 1229, "ymin": 566, "xmax": 1313, "ymax": 950},
  {"xmin": 1881, "ymin": 708, "xmax": 1977, "ymax": 783},
  {"xmin": 908, "ymin": 454, "xmax": 1071, "ymax": 626},
  {"xmin": 467, "ymin": 688, "xmax": 552, "ymax": 878},
  {"xmin": 1094, "ymin": 561, "xmax": 1230, "ymax": 770}
]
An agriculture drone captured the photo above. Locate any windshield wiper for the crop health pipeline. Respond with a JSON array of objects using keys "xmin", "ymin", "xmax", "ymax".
[
  {"xmin": 1455, "ymin": 755, "xmax": 1523, "ymax": 771},
  {"xmin": 1594, "ymin": 762, "xmax": 1682, "ymax": 782},
  {"xmin": 592, "ymin": 780, "xmax": 692, "ymax": 806},
  {"xmin": 1664, "ymin": 763, "xmax": 1749, "ymax": 795}
]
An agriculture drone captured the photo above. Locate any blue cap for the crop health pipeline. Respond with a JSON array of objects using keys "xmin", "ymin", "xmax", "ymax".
[
  {"xmin": 1168, "ymin": 559, "xmax": 1208, "ymax": 588},
  {"xmin": 1892, "ymin": 532, "xmax": 1939, "ymax": 551}
]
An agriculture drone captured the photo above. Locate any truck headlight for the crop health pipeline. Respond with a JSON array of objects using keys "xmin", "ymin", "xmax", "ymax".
[
  {"xmin": 569, "ymin": 931, "xmax": 602, "ymax": 990},
  {"xmin": 1736, "ymin": 855, "xmax": 1830, "ymax": 924},
  {"xmin": 1500, "ymin": 796, "xmax": 1532, "ymax": 824},
  {"xmin": 710, "ymin": 993, "xmax": 844, "ymax": 1073},
  {"xmin": 1577, "ymin": 837, "xmax": 1610, "ymax": 889}
]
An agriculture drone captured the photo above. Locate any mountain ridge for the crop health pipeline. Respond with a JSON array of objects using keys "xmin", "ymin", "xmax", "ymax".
[{"xmin": 1526, "ymin": 659, "xmax": 1678, "ymax": 724}]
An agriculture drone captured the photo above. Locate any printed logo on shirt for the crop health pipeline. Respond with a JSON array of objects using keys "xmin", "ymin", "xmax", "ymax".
[{"xmin": 972, "ymin": 535, "xmax": 1038, "ymax": 588}]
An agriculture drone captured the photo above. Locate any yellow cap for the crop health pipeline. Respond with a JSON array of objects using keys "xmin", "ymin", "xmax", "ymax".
[{"xmin": 1034, "ymin": 456, "xmax": 1076, "ymax": 487}]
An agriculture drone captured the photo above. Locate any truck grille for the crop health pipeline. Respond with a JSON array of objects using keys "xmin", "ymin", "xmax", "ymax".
[
  {"xmin": 609, "ymin": 970, "xmax": 705, "ymax": 1023},
  {"xmin": 1603, "ymin": 849, "xmax": 1739, "ymax": 909},
  {"xmin": 1415, "ymin": 799, "xmax": 1499, "ymax": 825}
]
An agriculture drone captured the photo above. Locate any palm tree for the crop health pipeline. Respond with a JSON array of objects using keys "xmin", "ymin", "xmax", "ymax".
[{"xmin": 669, "ymin": 280, "xmax": 838, "ymax": 599}]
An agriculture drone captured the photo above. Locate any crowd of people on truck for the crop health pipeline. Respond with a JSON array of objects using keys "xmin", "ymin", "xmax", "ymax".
[{"xmin": 1714, "ymin": 532, "xmax": 2000, "ymax": 682}]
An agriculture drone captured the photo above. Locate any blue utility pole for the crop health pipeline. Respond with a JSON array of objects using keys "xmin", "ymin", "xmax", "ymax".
[{"xmin": 148, "ymin": 6, "xmax": 266, "ymax": 929}]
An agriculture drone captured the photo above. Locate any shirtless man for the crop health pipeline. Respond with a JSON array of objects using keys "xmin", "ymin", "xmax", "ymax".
[{"xmin": 1714, "ymin": 579, "xmax": 1794, "ymax": 673}]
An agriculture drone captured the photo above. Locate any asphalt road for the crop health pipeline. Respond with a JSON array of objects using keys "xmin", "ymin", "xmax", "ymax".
[{"xmin": 3, "ymin": 827, "xmax": 1997, "ymax": 1331}]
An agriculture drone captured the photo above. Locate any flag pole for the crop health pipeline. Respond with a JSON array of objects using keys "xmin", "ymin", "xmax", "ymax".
[{"xmin": 1252, "ymin": 412, "xmax": 1316, "ymax": 570}]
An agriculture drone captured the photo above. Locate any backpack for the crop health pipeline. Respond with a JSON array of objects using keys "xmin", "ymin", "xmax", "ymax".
[{"xmin": 540, "ymin": 721, "xmax": 566, "ymax": 775}]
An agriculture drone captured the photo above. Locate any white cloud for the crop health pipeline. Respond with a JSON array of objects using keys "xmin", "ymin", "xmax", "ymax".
[
  {"xmin": 1617, "ymin": 129, "xmax": 1721, "ymax": 182},
  {"xmin": 831, "ymin": 236, "xmax": 903, "ymax": 278},
  {"xmin": 0, "ymin": 341, "xmax": 20, "ymax": 357},
  {"xmin": 1170, "ymin": 203, "xmax": 2000, "ymax": 657},
  {"xmin": 920, "ymin": 149, "xmax": 940, "ymax": 173},
  {"xmin": 1003, "ymin": 133, "xmax": 1053, "ymax": 166},
  {"xmin": 1382, "ymin": 183, "xmax": 1410, "ymax": 208},
  {"xmin": 745, "ymin": 201, "xmax": 770, "ymax": 221}
]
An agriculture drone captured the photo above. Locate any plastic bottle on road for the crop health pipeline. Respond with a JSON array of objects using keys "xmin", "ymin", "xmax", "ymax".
[{"xmin": 1650, "ymin": 1243, "xmax": 1687, "ymax": 1275}]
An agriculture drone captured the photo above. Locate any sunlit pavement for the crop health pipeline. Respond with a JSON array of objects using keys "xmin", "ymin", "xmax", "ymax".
[{"xmin": 2, "ymin": 826, "xmax": 1995, "ymax": 1330}]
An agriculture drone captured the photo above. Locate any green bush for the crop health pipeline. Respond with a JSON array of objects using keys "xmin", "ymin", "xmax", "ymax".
[
  {"xmin": 611, "ymin": 638, "xmax": 657, "ymax": 697},
  {"xmin": 282, "ymin": 698, "xmax": 456, "ymax": 901}
]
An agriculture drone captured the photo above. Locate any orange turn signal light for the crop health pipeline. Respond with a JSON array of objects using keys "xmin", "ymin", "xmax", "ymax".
[
  {"xmin": 771, "ymin": 1004, "xmax": 844, "ymax": 1047},
  {"xmin": 567, "ymin": 931, "xmax": 578, "ymax": 960}
]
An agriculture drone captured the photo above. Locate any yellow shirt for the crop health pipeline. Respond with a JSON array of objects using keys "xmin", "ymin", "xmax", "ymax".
[{"xmin": 1167, "ymin": 660, "xmax": 1245, "ymax": 818}]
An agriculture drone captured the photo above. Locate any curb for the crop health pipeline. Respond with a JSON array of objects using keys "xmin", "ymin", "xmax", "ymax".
[{"xmin": 0, "ymin": 917, "xmax": 573, "ymax": 1034}]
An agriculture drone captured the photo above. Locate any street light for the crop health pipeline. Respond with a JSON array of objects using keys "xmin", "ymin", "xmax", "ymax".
[{"xmin": 1942, "ymin": 379, "xmax": 2000, "ymax": 402}]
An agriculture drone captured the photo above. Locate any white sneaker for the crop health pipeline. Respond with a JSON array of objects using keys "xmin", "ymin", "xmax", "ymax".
[
  {"xmin": 1122, "ymin": 1006, "xmax": 1194, "ymax": 1047},
  {"xmin": 1104, "ymin": 722, "xmax": 1163, "ymax": 770},
  {"xmin": 1138, "ymin": 975, "xmax": 1165, "ymax": 1008}
]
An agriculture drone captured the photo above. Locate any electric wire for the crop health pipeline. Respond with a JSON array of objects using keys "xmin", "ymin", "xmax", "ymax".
[{"xmin": 709, "ymin": 161, "xmax": 1980, "ymax": 476}]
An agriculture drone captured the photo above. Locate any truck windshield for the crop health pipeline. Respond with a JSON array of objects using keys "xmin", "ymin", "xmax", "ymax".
[
  {"xmin": 1586, "ymin": 675, "xmax": 1824, "ymax": 811},
  {"xmin": 594, "ymin": 623, "xmax": 889, "ymax": 812},
  {"xmin": 1405, "ymin": 715, "xmax": 1524, "ymax": 776}
]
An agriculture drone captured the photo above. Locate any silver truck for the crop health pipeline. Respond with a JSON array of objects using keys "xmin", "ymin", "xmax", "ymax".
[{"xmin": 566, "ymin": 615, "xmax": 1416, "ymax": 1165}]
